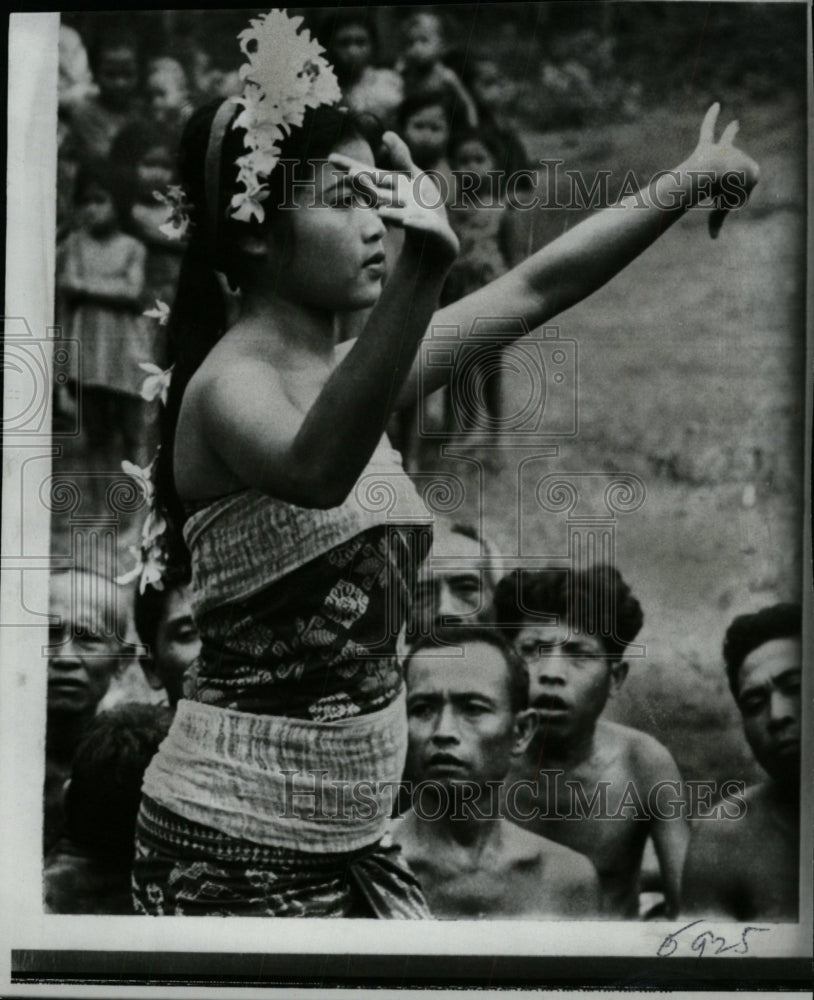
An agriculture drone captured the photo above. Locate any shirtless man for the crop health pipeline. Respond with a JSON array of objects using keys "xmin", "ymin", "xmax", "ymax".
[
  {"xmin": 406, "ymin": 518, "xmax": 500, "ymax": 644},
  {"xmin": 393, "ymin": 625, "xmax": 600, "ymax": 918},
  {"xmin": 682, "ymin": 603, "xmax": 802, "ymax": 920},
  {"xmin": 495, "ymin": 566, "xmax": 688, "ymax": 918}
]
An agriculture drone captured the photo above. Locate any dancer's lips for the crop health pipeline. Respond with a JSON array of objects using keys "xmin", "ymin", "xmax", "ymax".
[{"xmin": 363, "ymin": 250, "xmax": 386, "ymax": 274}]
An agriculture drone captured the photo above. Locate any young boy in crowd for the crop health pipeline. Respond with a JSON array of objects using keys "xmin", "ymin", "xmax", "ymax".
[
  {"xmin": 322, "ymin": 9, "xmax": 403, "ymax": 131},
  {"xmin": 682, "ymin": 603, "xmax": 802, "ymax": 920},
  {"xmin": 393, "ymin": 625, "xmax": 600, "ymax": 918},
  {"xmin": 45, "ymin": 568, "xmax": 131, "ymax": 851},
  {"xmin": 44, "ymin": 703, "xmax": 172, "ymax": 913},
  {"xmin": 67, "ymin": 33, "xmax": 143, "ymax": 162},
  {"xmin": 134, "ymin": 564, "xmax": 200, "ymax": 710},
  {"xmin": 494, "ymin": 565, "xmax": 688, "ymax": 918},
  {"xmin": 397, "ymin": 10, "xmax": 478, "ymax": 130}
]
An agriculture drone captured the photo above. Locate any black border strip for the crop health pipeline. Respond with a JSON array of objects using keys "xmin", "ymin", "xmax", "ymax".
[{"xmin": 11, "ymin": 951, "xmax": 814, "ymax": 989}]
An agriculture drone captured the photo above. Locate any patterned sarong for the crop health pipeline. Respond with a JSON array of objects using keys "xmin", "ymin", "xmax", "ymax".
[{"xmin": 132, "ymin": 796, "xmax": 429, "ymax": 918}]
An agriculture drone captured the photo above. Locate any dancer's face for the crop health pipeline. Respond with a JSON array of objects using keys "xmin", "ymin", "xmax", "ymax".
[{"xmin": 274, "ymin": 137, "xmax": 387, "ymax": 312}]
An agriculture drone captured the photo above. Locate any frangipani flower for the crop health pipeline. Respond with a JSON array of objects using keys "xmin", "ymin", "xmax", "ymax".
[
  {"xmin": 121, "ymin": 459, "xmax": 155, "ymax": 504},
  {"xmin": 139, "ymin": 362, "xmax": 173, "ymax": 405},
  {"xmin": 154, "ymin": 186, "xmax": 192, "ymax": 241},
  {"xmin": 143, "ymin": 300, "xmax": 171, "ymax": 326}
]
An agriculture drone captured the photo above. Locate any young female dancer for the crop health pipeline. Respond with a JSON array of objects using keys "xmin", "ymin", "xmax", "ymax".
[{"xmin": 132, "ymin": 10, "xmax": 757, "ymax": 918}]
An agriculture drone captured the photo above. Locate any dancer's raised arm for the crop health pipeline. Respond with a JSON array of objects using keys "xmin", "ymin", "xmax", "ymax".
[{"xmin": 397, "ymin": 103, "xmax": 759, "ymax": 406}]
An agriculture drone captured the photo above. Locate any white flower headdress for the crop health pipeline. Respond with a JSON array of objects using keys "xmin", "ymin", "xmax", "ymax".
[
  {"xmin": 218, "ymin": 9, "xmax": 342, "ymax": 226},
  {"xmin": 157, "ymin": 9, "xmax": 341, "ymax": 245}
]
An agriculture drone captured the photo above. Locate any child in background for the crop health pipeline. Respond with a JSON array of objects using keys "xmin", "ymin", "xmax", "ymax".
[
  {"xmin": 110, "ymin": 120, "xmax": 183, "ymax": 311},
  {"xmin": 58, "ymin": 22, "xmax": 97, "ymax": 114},
  {"xmin": 44, "ymin": 704, "xmax": 173, "ymax": 914},
  {"xmin": 459, "ymin": 53, "xmax": 532, "ymax": 184},
  {"xmin": 322, "ymin": 9, "xmax": 403, "ymax": 131},
  {"xmin": 398, "ymin": 90, "xmax": 457, "ymax": 205},
  {"xmin": 56, "ymin": 165, "xmax": 150, "ymax": 464},
  {"xmin": 67, "ymin": 33, "xmax": 143, "ymax": 162},
  {"xmin": 145, "ymin": 56, "xmax": 193, "ymax": 138},
  {"xmin": 397, "ymin": 11, "xmax": 478, "ymax": 130}
]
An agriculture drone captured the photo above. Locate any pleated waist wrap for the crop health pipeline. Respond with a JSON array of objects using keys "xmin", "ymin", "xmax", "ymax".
[{"xmin": 142, "ymin": 692, "xmax": 408, "ymax": 854}]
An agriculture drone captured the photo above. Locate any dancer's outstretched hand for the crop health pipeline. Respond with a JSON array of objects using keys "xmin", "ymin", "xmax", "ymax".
[
  {"xmin": 329, "ymin": 131, "xmax": 459, "ymax": 265},
  {"xmin": 686, "ymin": 103, "xmax": 760, "ymax": 238}
]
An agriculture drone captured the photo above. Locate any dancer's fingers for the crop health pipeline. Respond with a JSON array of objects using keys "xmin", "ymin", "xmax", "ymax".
[
  {"xmin": 381, "ymin": 131, "xmax": 417, "ymax": 174},
  {"xmin": 708, "ymin": 206, "xmax": 728, "ymax": 239},
  {"xmin": 719, "ymin": 120, "xmax": 739, "ymax": 147},
  {"xmin": 328, "ymin": 153, "xmax": 396, "ymax": 187},
  {"xmin": 376, "ymin": 205, "xmax": 406, "ymax": 226},
  {"xmin": 698, "ymin": 102, "xmax": 721, "ymax": 146}
]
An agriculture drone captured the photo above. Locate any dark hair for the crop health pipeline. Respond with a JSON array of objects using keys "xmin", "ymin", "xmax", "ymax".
[
  {"xmin": 88, "ymin": 31, "xmax": 139, "ymax": 77},
  {"xmin": 448, "ymin": 127, "xmax": 501, "ymax": 164},
  {"xmin": 72, "ymin": 162, "xmax": 126, "ymax": 224},
  {"xmin": 397, "ymin": 88, "xmax": 454, "ymax": 132},
  {"xmin": 493, "ymin": 566, "xmax": 644, "ymax": 660},
  {"xmin": 109, "ymin": 119, "xmax": 177, "ymax": 169},
  {"xmin": 402, "ymin": 9, "xmax": 447, "ymax": 43},
  {"xmin": 318, "ymin": 8, "xmax": 379, "ymax": 55},
  {"xmin": 723, "ymin": 603, "xmax": 802, "ymax": 698},
  {"xmin": 406, "ymin": 623, "xmax": 529, "ymax": 712},
  {"xmin": 154, "ymin": 100, "xmax": 382, "ymax": 533},
  {"xmin": 64, "ymin": 703, "xmax": 172, "ymax": 858},
  {"xmin": 133, "ymin": 560, "xmax": 191, "ymax": 656}
]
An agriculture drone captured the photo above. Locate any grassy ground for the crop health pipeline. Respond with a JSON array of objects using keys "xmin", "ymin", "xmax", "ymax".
[{"xmin": 431, "ymin": 94, "xmax": 806, "ymax": 785}]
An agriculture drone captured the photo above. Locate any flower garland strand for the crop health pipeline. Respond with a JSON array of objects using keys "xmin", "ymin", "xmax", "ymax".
[{"xmin": 115, "ymin": 303, "xmax": 175, "ymax": 593}]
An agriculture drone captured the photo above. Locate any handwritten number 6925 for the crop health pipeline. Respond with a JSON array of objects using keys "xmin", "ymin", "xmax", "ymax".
[{"xmin": 657, "ymin": 921, "xmax": 769, "ymax": 958}]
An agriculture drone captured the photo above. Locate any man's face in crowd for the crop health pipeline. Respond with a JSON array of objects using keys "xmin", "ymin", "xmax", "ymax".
[
  {"xmin": 48, "ymin": 571, "xmax": 126, "ymax": 719},
  {"xmin": 145, "ymin": 584, "xmax": 200, "ymax": 707},
  {"xmin": 736, "ymin": 636, "xmax": 802, "ymax": 791},
  {"xmin": 405, "ymin": 641, "xmax": 531, "ymax": 790},
  {"xmin": 409, "ymin": 527, "xmax": 496, "ymax": 640},
  {"xmin": 515, "ymin": 621, "xmax": 624, "ymax": 746}
]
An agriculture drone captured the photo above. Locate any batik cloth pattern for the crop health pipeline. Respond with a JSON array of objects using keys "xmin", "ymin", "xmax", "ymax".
[
  {"xmin": 133, "ymin": 796, "xmax": 430, "ymax": 918},
  {"xmin": 181, "ymin": 436, "xmax": 433, "ymax": 721}
]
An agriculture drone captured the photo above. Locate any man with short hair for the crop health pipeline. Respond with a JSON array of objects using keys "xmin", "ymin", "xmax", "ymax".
[
  {"xmin": 45, "ymin": 568, "xmax": 130, "ymax": 851},
  {"xmin": 682, "ymin": 603, "xmax": 802, "ymax": 920},
  {"xmin": 495, "ymin": 565, "xmax": 688, "ymax": 918},
  {"xmin": 406, "ymin": 519, "xmax": 500, "ymax": 644},
  {"xmin": 134, "ymin": 564, "xmax": 200, "ymax": 709},
  {"xmin": 392, "ymin": 625, "xmax": 600, "ymax": 918}
]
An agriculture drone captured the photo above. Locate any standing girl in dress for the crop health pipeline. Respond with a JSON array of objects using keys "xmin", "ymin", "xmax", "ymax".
[
  {"xmin": 56, "ymin": 165, "xmax": 150, "ymax": 465},
  {"xmin": 131, "ymin": 10, "xmax": 757, "ymax": 917}
]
